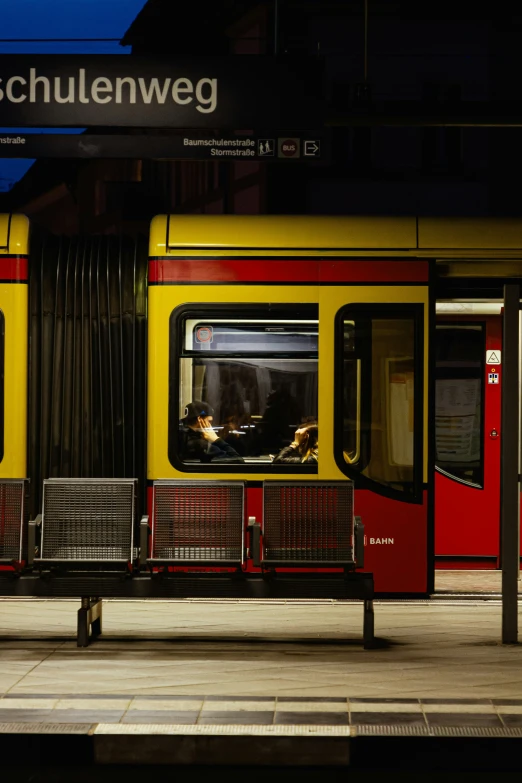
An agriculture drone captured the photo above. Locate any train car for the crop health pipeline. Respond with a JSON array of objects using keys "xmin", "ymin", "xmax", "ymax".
[
  {"xmin": 147, "ymin": 215, "xmax": 522, "ymax": 594},
  {"xmin": 0, "ymin": 214, "xmax": 29, "ymax": 568},
  {"xmin": 1, "ymin": 212, "xmax": 521, "ymax": 595},
  {"xmin": 147, "ymin": 215, "xmax": 431, "ymax": 594}
]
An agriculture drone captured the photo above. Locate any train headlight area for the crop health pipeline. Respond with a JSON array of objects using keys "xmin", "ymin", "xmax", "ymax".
[{"xmin": 0, "ymin": 212, "xmax": 521, "ymax": 645}]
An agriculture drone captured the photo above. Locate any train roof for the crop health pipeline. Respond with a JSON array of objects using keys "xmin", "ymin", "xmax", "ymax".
[{"xmin": 150, "ymin": 214, "xmax": 522, "ymax": 259}]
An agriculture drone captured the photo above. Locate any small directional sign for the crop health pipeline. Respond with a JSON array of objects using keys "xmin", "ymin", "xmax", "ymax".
[
  {"xmin": 0, "ymin": 131, "xmax": 328, "ymax": 161},
  {"xmin": 304, "ymin": 139, "xmax": 321, "ymax": 157},
  {"xmin": 486, "ymin": 350, "xmax": 501, "ymax": 365},
  {"xmin": 257, "ymin": 139, "xmax": 275, "ymax": 156},
  {"xmin": 278, "ymin": 137, "xmax": 300, "ymax": 158}
]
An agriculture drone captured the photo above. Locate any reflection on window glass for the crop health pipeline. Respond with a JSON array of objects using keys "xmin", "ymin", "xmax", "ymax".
[
  {"xmin": 171, "ymin": 311, "xmax": 318, "ymax": 468},
  {"xmin": 435, "ymin": 324, "xmax": 483, "ymax": 487},
  {"xmin": 341, "ymin": 314, "xmax": 417, "ymax": 495}
]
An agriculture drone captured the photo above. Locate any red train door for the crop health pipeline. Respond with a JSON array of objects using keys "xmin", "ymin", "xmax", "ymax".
[{"xmin": 435, "ymin": 315, "xmax": 502, "ymax": 567}]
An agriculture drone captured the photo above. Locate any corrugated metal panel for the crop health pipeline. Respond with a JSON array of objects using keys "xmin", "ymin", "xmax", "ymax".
[{"xmin": 28, "ymin": 236, "xmax": 147, "ymax": 517}]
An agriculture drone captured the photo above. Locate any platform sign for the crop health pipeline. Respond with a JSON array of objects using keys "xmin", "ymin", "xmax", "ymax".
[
  {"xmin": 0, "ymin": 132, "xmax": 329, "ymax": 161},
  {"xmin": 0, "ymin": 55, "xmax": 323, "ymax": 130}
]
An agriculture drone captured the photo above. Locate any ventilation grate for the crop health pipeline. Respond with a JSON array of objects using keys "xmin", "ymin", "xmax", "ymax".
[
  {"xmin": 151, "ymin": 481, "xmax": 244, "ymax": 563},
  {"xmin": 40, "ymin": 479, "xmax": 135, "ymax": 562},
  {"xmin": 263, "ymin": 481, "xmax": 354, "ymax": 564}
]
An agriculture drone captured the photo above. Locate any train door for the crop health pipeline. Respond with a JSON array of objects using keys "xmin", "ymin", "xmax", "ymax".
[
  {"xmin": 328, "ymin": 264, "xmax": 430, "ymax": 594},
  {"xmin": 434, "ymin": 314, "xmax": 502, "ymax": 567}
]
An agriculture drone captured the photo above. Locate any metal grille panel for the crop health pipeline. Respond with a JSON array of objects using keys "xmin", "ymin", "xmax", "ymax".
[
  {"xmin": 40, "ymin": 479, "xmax": 135, "ymax": 561},
  {"xmin": 262, "ymin": 481, "xmax": 354, "ymax": 564},
  {"xmin": 151, "ymin": 481, "xmax": 244, "ymax": 563},
  {"xmin": 0, "ymin": 480, "xmax": 26, "ymax": 562}
]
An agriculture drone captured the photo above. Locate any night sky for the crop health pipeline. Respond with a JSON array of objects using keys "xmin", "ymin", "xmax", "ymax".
[{"xmin": 0, "ymin": 0, "xmax": 147, "ymax": 191}]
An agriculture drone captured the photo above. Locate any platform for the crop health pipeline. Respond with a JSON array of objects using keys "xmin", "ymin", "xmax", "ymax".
[{"xmin": 1, "ymin": 589, "xmax": 522, "ymax": 769}]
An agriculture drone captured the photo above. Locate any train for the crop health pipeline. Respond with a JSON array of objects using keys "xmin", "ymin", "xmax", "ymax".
[{"xmin": 0, "ymin": 212, "xmax": 518, "ymax": 595}]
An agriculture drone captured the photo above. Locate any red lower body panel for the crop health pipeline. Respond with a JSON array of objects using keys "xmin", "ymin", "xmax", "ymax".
[{"xmin": 353, "ymin": 489, "xmax": 428, "ymax": 594}]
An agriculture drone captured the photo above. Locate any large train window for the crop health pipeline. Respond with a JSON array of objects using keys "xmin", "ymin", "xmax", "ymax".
[
  {"xmin": 335, "ymin": 304, "xmax": 423, "ymax": 502},
  {"xmin": 435, "ymin": 324, "xmax": 484, "ymax": 488},
  {"xmin": 169, "ymin": 304, "xmax": 318, "ymax": 472},
  {"xmin": 0, "ymin": 310, "xmax": 3, "ymax": 463}
]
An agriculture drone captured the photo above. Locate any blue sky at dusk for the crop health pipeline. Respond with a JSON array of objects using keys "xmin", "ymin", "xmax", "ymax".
[{"xmin": 0, "ymin": 0, "xmax": 147, "ymax": 191}]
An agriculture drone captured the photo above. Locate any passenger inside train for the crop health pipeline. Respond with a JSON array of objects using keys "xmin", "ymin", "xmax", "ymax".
[
  {"xmin": 178, "ymin": 401, "xmax": 245, "ymax": 464},
  {"xmin": 272, "ymin": 422, "xmax": 319, "ymax": 464}
]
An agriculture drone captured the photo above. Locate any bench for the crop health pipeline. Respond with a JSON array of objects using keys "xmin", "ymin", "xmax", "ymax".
[
  {"xmin": 29, "ymin": 478, "xmax": 138, "ymax": 647},
  {"xmin": 144, "ymin": 478, "xmax": 374, "ymax": 648},
  {"xmin": 0, "ymin": 479, "xmax": 28, "ymax": 568}
]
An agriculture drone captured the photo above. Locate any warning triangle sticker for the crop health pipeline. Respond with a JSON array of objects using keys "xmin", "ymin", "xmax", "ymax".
[{"xmin": 487, "ymin": 351, "xmax": 500, "ymax": 364}]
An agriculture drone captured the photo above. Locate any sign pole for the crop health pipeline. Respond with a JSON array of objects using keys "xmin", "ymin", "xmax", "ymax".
[{"xmin": 501, "ymin": 283, "xmax": 520, "ymax": 644}]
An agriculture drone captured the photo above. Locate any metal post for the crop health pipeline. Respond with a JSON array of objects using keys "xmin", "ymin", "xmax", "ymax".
[
  {"xmin": 501, "ymin": 284, "xmax": 520, "ymax": 643},
  {"xmin": 364, "ymin": 0, "xmax": 368, "ymax": 83},
  {"xmin": 274, "ymin": 0, "xmax": 279, "ymax": 55}
]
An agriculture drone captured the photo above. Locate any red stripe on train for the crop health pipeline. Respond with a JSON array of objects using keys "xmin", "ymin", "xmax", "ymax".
[
  {"xmin": 148, "ymin": 259, "xmax": 429, "ymax": 284},
  {"xmin": 0, "ymin": 256, "xmax": 28, "ymax": 281}
]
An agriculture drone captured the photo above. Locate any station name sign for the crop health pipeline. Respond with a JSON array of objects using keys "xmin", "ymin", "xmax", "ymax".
[{"xmin": 0, "ymin": 55, "xmax": 323, "ymax": 129}]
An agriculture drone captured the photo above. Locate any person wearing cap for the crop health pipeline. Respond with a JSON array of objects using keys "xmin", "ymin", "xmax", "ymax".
[{"xmin": 179, "ymin": 401, "xmax": 244, "ymax": 463}]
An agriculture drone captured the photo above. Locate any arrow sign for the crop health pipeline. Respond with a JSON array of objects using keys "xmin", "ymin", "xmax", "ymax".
[{"xmin": 304, "ymin": 139, "xmax": 321, "ymax": 156}]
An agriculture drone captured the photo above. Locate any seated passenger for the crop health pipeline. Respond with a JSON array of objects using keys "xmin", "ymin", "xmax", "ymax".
[
  {"xmin": 272, "ymin": 423, "xmax": 318, "ymax": 464},
  {"xmin": 179, "ymin": 401, "xmax": 245, "ymax": 464}
]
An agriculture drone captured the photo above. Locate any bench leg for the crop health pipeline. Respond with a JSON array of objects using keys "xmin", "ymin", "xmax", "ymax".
[
  {"xmin": 90, "ymin": 598, "xmax": 102, "ymax": 639},
  {"xmin": 363, "ymin": 599, "xmax": 375, "ymax": 649},
  {"xmin": 77, "ymin": 598, "xmax": 90, "ymax": 647},
  {"xmin": 77, "ymin": 597, "xmax": 103, "ymax": 647}
]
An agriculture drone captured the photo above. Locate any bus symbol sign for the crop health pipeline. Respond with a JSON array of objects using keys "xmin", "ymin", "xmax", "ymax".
[{"xmin": 278, "ymin": 138, "xmax": 300, "ymax": 158}]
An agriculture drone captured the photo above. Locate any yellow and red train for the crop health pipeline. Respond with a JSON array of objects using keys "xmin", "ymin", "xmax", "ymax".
[{"xmin": 1, "ymin": 212, "xmax": 519, "ymax": 594}]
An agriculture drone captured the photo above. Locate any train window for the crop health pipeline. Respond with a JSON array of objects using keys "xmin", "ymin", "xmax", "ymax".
[
  {"xmin": 169, "ymin": 305, "xmax": 319, "ymax": 472},
  {"xmin": 335, "ymin": 305, "xmax": 423, "ymax": 502},
  {"xmin": 0, "ymin": 310, "xmax": 3, "ymax": 463},
  {"xmin": 435, "ymin": 324, "xmax": 484, "ymax": 488}
]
